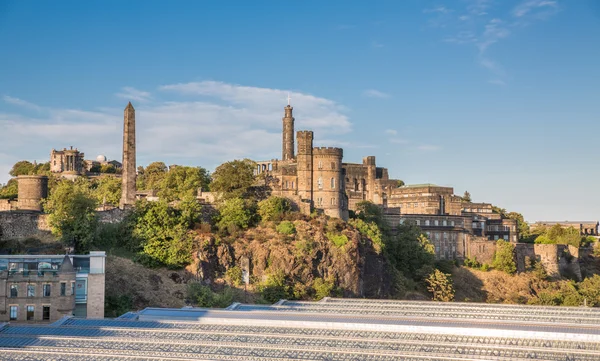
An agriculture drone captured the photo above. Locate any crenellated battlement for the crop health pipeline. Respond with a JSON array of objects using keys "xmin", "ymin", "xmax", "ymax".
[{"xmin": 313, "ymin": 147, "xmax": 343, "ymax": 157}]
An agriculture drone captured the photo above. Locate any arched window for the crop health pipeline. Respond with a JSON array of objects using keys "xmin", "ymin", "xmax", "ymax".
[
  {"xmin": 331, "ymin": 162, "xmax": 335, "ymax": 170},
  {"xmin": 317, "ymin": 177, "xmax": 323, "ymax": 190},
  {"xmin": 331, "ymin": 178, "xmax": 335, "ymax": 189},
  {"xmin": 318, "ymin": 161, "xmax": 323, "ymax": 169}
]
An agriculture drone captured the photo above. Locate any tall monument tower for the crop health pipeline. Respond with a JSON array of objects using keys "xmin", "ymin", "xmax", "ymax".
[
  {"xmin": 282, "ymin": 94, "xmax": 295, "ymax": 161},
  {"xmin": 120, "ymin": 102, "xmax": 136, "ymax": 208}
]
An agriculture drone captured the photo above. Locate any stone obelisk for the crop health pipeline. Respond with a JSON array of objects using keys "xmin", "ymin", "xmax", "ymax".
[{"xmin": 120, "ymin": 102, "xmax": 136, "ymax": 208}]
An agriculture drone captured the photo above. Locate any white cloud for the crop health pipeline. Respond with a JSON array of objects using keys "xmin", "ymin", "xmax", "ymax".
[
  {"xmin": 513, "ymin": 0, "xmax": 558, "ymax": 18},
  {"xmin": 417, "ymin": 145, "xmax": 441, "ymax": 151},
  {"xmin": 0, "ymin": 82, "xmax": 352, "ymax": 183},
  {"xmin": 385, "ymin": 129, "xmax": 397, "ymax": 135},
  {"xmin": 488, "ymin": 79, "xmax": 506, "ymax": 86},
  {"xmin": 3, "ymin": 95, "xmax": 42, "ymax": 111},
  {"xmin": 116, "ymin": 87, "xmax": 152, "ymax": 103},
  {"xmin": 371, "ymin": 41, "xmax": 384, "ymax": 48},
  {"xmin": 425, "ymin": 0, "xmax": 561, "ymax": 84},
  {"xmin": 363, "ymin": 89, "xmax": 390, "ymax": 99},
  {"xmin": 424, "ymin": 6, "xmax": 451, "ymax": 14}
]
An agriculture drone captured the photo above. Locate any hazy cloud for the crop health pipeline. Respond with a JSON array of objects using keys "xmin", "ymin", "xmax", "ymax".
[
  {"xmin": 3, "ymin": 95, "xmax": 42, "ymax": 111},
  {"xmin": 417, "ymin": 144, "xmax": 441, "ymax": 151},
  {"xmin": 0, "ymin": 82, "xmax": 352, "ymax": 183},
  {"xmin": 384, "ymin": 129, "xmax": 397, "ymax": 135},
  {"xmin": 363, "ymin": 89, "xmax": 391, "ymax": 99},
  {"xmin": 424, "ymin": 0, "xmax": 561, "ymax": 84},
  {"xmin": 116, "ymin": 87, "xmax": 152, "ymax": 103}
]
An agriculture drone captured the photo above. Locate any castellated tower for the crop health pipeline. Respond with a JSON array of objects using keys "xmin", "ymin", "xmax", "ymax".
[
  {"xmin": 312, "ymin": 147, "xmax": 347, "ymax": 220},
  {"xmin": 282, "ymin": 105, "xmax": 295, "ymax": 161},
  {"xmin": 120, "ymin": 102, "xmax": 136, "ymax": 209},
  {"xmin": 296, "ymin": 131, "xmax": 314, "ymax": 203}
]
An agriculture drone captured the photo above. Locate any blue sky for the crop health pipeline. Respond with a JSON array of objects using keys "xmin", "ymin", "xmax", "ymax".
[{"xmin": 1, "ymin": 0, "xmax": 599, "ymax": 222}]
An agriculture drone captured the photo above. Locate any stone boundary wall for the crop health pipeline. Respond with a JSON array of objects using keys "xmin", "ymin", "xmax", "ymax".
[{"xmin": 0, "ymin": 211, "xmax": 50, "ymax": 241}]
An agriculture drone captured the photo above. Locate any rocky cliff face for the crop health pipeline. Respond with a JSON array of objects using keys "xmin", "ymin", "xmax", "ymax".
[{"xmin": 191, "ymin": 217, "xmax": 394, "ymax": 298}]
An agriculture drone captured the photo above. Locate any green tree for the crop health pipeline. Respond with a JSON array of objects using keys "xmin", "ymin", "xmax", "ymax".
[
  {"xmin": 217, "ymin": 197, "xmax": 255, "ymax": 232},
  {"xmin": 210, "ymin": 159, "xmax": 256, "ymax": 200},
  {"xmin": 258, "ymin": 271, "xmax": 291, "ymax": 303},
  {"xmin": 258, "ymin": 196, "xmax": 292, "ymax": 222},
  {"xmin": 137, "ymin": 162, "xmax": 169, "ymax": 191},
  {"xmin": 225, "ymin": 266, "xmax": 243, "ymax": 286},
  {"xmin": 579, "ymin": 275, "xmax": 600, "ymax": 307},
  {"xmin": 131, "ymin": 199, "xmax": 201, "ymax": 268},
  {"xmin": 462, "ymin": 191, "xmax": 472, "ymax": 202},
  {"xmin": 505, "ymin": 211, "xmax": 530, "ymax": 240},
  {"xmin": 100, "ymin": 164, "xmax": 117, "ymax": 174},
  {"xmin": 44, "ymin": 179, "xmax": 98, "ymax": 253},
  {"xmin": 492, "ymin": 240, "xmax": 517, "ymax": 274},
  {"xmin": 89, "ymin": 176, "xmax": 121, "ymax": 206},
  {"xmin": 0, "ymin": 179, "xmax": 18, "ymax": 200},
  {"xmin": 158, "ymin": 165, "xmax": 210, "ymax": 202},
  {"xmin": 426, "ymin": 269, "xmax": 455, "ymax": 302},
  {"xmin": 386, "ymin": 224, "xmax": 435, "ymax": 281},
  {"xmin": 534, "ymin": 235, "xmax": 554, "ymax": 244},
  {"xmin": 9, "ymin": 160, "xmax": 35, "ymax": 176},
  {"xmin": 354, "ymin": 201, "xmax": 387, "ymax": 230}
]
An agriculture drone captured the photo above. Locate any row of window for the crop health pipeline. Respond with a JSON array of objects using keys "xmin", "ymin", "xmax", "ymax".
[
  {"xmin": 316, "ymin": 197, "xmax": 338, "ymax": 206},
  {"xmin": 316, "ymin": 177, "xmax": 336, "ymax": 190},
  {"xmin": 317, "ymin": 161, "xmax": 336, "ymax": 170},
  {"xmin": 9, "ymin": 305, "xmax": 51, "ymax": 321},
  {"xmin": 424, "ymin": 231, "xmax": 459, "ymax": 242},
  {"xmin": 9, "ymin": 282, "xmax": 72, "ymax": 298},
  {"xmin": 486, "ymin": 225, "xmax": 516, "ymax": 232},
  {"xmin": 410, "ymin": 219, "xmax": 457, "ymax": 227}
]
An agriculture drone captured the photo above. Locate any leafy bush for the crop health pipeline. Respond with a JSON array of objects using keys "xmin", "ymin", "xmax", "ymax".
[
  {"xmin": 276, "ymin": 221, "xmax": 296, "ymax": 235},
  {"xmin": 480, "ymin": 263, "xmax": 490, "ymax": 271},
  {"xmin": 258, "ymin": 196, "xmax": 292, "ymax": 222},
  {"xmin": 492, "ymin": 240, "xmax": 516, "ymax": 274},
  {"xmin": 217, "ymin": 197, "xmax": 255, "ymax": 232},
  {"xmin": 349, "ymin": 218, "xmax": 384, "ymax": 253},
  {"xmin": 534, "ymin": 235, "xmax": 554, "ymax": 244},
  {"xmin": 258, "ymin": 272, "xmax": 291, "ymax": 303},
  {"xmin": 187, "ymin": 283, "xmax": 235, "ymax": 308},
  {"xmin": 426, "ymin": 269, "xmax": 455, "ymax": 302},
  {"xmin": 312, "ymin": 277, "xmax": 338, "ymax": 300},
  {"xmin": 226, "ymin": 266, "xmax": 243, "ymax": 287},
  {"xmin": 463, "ymin": 257, "xmax": 481, "ymax": 268},
  {"xmin": 327, "ymin": 232, "xmax": 349, "ymax": 248}
]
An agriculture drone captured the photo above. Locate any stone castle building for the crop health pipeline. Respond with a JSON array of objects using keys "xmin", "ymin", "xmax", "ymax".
[
  {"xmin": 531, "ymin": 221, "xmax": 599, "ymax": 236},
  {"xmin": 255, "ymin": 102, "xmax": 522, "ymax": 260}
]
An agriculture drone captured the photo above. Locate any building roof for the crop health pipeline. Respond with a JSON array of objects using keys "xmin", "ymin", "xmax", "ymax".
[
  {"xmin": 400, "ymin": 183, "xmax": 444, "ymax": 188},
  {"xmin": 1, "ymin": 298, "xmax": 600, "ymax": 360}
]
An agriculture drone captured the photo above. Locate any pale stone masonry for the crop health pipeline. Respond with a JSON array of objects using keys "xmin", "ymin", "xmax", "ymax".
[
  {"xmin": 120, "ymin": 102, "xmax": 136, "ymax": 208},
  {"xmin": 0, "ymin": 251, "xmax": 105, "ymax": 322}
]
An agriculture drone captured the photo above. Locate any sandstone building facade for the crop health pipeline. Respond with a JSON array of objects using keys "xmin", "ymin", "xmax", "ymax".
[{"xmin": 0, "ymin": 251, "xmax": 105, "ymax": 323}]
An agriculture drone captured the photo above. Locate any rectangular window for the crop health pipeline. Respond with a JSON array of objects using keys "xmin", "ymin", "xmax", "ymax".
[
  {"xmin": 43, "ymin": 284, "xmax": 51, "ymax": 297},
  {"xmin": 331, "ymin": 178, "xmax": 335, "ymax": 189},
  {"xmin": 60, "ymin": 282, "xmax": 66, "ymax": 296},
  {"xmin": 10, "ymin": 306, "xmax": 18, "ymax": 320},
  {"xmin": 434, "ymin": 220, "xmax": 439, "ymax": 226},
  {"xmin": 416, "ymin": 220, "xmax": 420, "ymax": 226},
  {"xmin": 450, "ymin": 220, "xmax": 455, "ymax": 226},
  {"xmin": 494, "ymin": 235, "xmax": 499, "ymax": 240},
  {"xmin": 71, "ymin": 282, "xmax": 75, "ymax": 296},
  {"xmin": 425, "ymin": 220, "xmax": 430, "ymax": 226},
  {"xmin": 27, "ymin": 305, "xmax": 34, "ymax": 321},
  {"xmin": 443, "ymin": 220, "xmax": 447, "ymax": 226},
  {"xmin": 43, "ymin": 306, "xmax": 50, "ymax": 321},
  {"xmin": 10, "ymin": 284, "xmax": 18, "ymax": 298},
  {"xmin": 27, "ymin": 284, "xmax": 35, "ymax": 297}
]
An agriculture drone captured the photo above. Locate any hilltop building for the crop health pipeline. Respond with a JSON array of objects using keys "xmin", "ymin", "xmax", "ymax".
[
  {"xmin": 531, "ymin": 221, "xmax": 599, "ymax": 236},
  {"xmin": 0, "ymin": 251, "xmax": 105, "ymax": 322}
]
